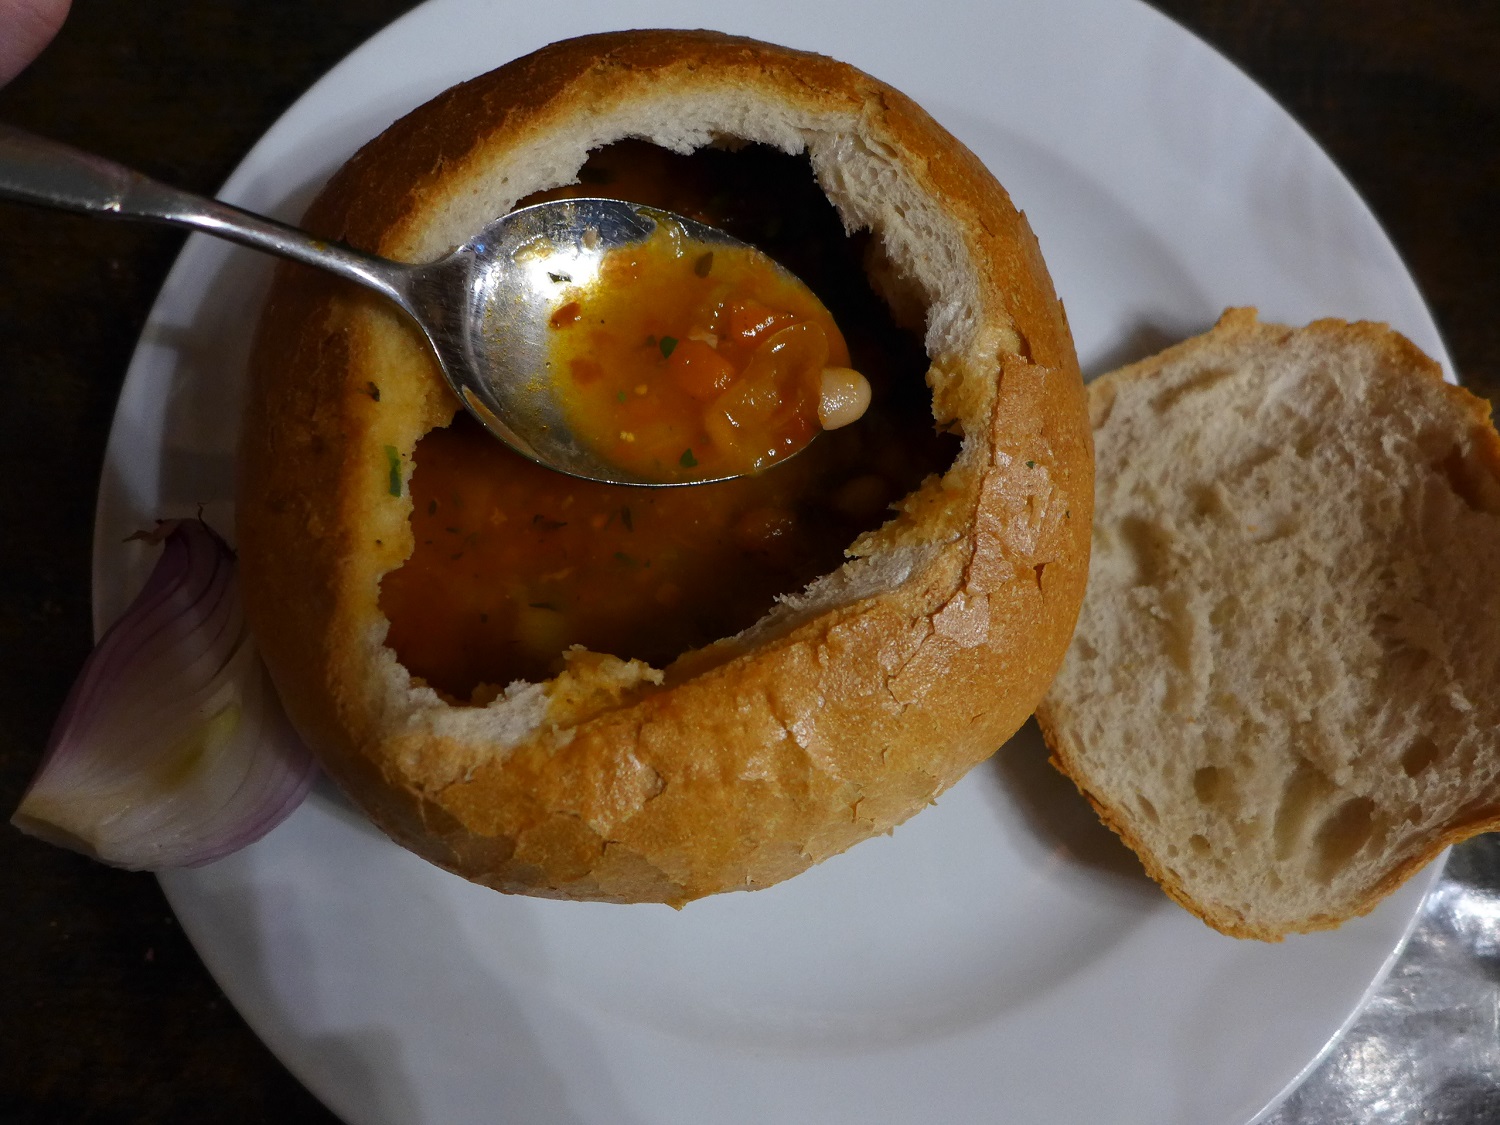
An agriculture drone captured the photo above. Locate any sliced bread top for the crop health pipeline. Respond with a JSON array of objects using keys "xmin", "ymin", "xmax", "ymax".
[{"xmin": 1036, "ymin": 308, "xmax": 1500, "ymax": 939}]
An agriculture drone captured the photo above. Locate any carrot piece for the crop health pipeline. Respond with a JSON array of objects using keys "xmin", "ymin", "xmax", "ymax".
[{"xmin": 669, "ymin": 338, "xmax": 739, "ymax": 400}]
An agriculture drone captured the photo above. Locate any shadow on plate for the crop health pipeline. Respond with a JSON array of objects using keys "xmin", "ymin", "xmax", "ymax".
[
  {"xmin": 988, "ymin": 717, "xmax": 1156, "ymax": 887},
  {"xmin": 168, "ymin": 809, "xmax": 646, "ymax": 1125},
  {"xmin": 1084, "ymin": 319, "xmax": 1200, "ymax": 380}
]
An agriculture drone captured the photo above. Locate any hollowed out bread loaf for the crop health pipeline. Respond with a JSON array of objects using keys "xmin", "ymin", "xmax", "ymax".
[
  {"xmin": 237, "ymin": 30, "xmax": 1092, "ymax": 903},
  {"xmin": 1036, "ymin": 308, "xmax": 1500, "ymax": 939}
]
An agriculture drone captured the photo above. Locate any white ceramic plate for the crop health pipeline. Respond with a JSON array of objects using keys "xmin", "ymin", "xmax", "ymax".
[{"xmin": 93, "ymin": 1, "xmax": 1450, "ymax": 1122}]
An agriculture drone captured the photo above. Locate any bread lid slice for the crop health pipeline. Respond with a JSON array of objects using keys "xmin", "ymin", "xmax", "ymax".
[{"xmin": 1036, "ymin": 308, "xmax": 1500, "ymax": 939}]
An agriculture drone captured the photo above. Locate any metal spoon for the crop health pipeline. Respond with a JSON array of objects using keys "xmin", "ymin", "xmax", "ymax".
[{"xmin": 0, "ymin": 123, "xmax": 806, "ymax": 487}]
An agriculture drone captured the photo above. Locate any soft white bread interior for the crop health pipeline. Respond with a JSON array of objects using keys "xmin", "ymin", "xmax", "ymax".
[
  {"xmin": 1036, "ymin": 308, "xmax": 1500, "ymax": 939},
  {"xmin": 238, "ymin": 30, "xmax": 1091, "ymax": 904}
]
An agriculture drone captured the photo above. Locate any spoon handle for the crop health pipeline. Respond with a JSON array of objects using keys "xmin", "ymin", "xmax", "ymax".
[{"xmin": 0, "ymin": 123, "xmax": 408, "ymax": 303}]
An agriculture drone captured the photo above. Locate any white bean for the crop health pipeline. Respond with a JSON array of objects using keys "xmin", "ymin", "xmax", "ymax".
[{"xmin": 817, "ymin": 366, "xmax": 872, "ymax": 430}]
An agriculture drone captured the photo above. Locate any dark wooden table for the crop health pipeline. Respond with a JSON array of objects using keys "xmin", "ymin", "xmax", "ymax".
[{"xmin": 2, "ymin": 3, "xmax": 1495, "ymax": 1121}]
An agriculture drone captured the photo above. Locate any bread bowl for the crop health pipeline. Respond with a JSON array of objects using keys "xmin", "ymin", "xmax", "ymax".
[{"xmin": 237, "ymin": 29, "xmax": 1092, "ymax": 904}]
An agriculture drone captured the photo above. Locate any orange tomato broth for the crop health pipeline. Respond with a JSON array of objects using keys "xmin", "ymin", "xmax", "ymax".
[
  {"xmin": 549, "ymin": 221, "xmax": 848, "ymax": 482},
  {"xmin": 380, "ymin": 141, "xmax": 956, "ymax": 698}
]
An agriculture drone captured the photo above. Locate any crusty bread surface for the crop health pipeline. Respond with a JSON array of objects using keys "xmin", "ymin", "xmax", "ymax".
[
  {"xmin": 1037, "ymin": 308, "xmax": 1500, "ymax": 939},
  {"xmin": 236, "ymin": 30, "xmax": 1092, "ymax": 903}
]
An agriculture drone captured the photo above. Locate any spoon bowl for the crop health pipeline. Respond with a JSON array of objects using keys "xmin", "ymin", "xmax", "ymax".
[
  {"xmin": 0, "ymin": 125, "xmax": 819, "ymax": 486},
  {"xmin": 398, "ymin": 197, "xmax": 760, "ymax": 486}
]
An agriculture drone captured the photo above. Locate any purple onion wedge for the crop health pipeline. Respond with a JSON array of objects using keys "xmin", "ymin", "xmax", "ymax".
[{"xmin": 12, "ymin": 519, "xmax": 318, "ymax": 868}]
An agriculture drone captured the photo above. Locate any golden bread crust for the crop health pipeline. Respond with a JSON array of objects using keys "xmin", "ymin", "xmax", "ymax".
[{"xmin": 238, "ymin": 30, "xmax": 1092, "ymax": 903}]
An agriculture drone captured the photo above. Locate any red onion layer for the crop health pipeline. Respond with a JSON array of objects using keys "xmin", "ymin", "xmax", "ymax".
[{"xmin": 12, "ymin": 518, "xmax": 318, "ymax": 868}]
